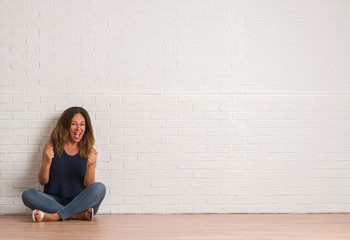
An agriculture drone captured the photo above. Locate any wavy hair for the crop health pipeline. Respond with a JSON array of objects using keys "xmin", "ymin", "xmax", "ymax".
[{"xmin": 50, "ymin": 107, "xmax": 95, "ymax": 158}]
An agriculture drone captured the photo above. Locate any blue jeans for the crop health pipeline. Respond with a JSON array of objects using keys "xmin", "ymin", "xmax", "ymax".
[{"xmin": 22, "ymin": 182, "xmax": 106, "ymax": 220}]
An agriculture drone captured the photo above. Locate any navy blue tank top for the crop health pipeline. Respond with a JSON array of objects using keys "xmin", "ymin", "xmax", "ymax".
[{"xmin": 44, "ymin": 149, "xmax": 87, "ymax": 199}]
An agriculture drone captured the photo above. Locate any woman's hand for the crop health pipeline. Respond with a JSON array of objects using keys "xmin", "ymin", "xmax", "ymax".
[
  {"xmin": 43, "ymin": 145, "xmax": 54, "ymax": 167},
  {"xmin": 87, "ymin": 149, "xmax": 98, "ymax": 168},
  {"xmin": 84, "ymin": 148, "xmax": 98, "ymax": 187},
  {"xmin": 38, "ymin": 142, "xmax": 54, "ymax": 185}
]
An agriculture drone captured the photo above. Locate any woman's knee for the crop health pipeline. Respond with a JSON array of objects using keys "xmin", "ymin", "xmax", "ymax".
[
  {"xmin": 89, "ymin": 182, "xmax": 106, "ymax": 196},
  {"xmin": 22, "ymin": 188, "xmax": 38, "ymax": 205}
]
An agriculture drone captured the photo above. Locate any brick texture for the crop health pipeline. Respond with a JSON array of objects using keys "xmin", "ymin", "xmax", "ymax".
[{"xmin": 1, "ymin": 0, "xmax": 350, "ymax": 214}]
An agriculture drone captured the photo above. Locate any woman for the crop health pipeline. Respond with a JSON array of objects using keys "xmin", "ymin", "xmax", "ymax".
[{"xmin": 22, "ymin": 107, "xmax": 106, "ymax": 222}]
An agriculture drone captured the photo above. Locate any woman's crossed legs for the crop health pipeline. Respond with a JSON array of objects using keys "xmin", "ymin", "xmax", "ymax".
[{"xmin": 22, "ymin": 182, "xmax": 106, "ymax": 221}]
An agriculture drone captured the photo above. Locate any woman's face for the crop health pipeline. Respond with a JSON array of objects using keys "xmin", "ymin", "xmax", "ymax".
[{"xmin": 69, "ymin": 113, "xmax": 86, "ymax": 143}]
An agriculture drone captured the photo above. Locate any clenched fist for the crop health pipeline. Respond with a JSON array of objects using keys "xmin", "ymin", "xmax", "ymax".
[
  {"xmin": 87, "ymin": 149, "xmax": 98, "ymax": 168},
  {"xmin": 43, "ymin": 143, "xmax": 54, "ymax": 167}
]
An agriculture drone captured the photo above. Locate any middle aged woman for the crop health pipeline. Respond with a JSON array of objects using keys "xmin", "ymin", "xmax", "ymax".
[{"xmin": 22, "ymin": 107, "xmax": 106, "ymax": 222}]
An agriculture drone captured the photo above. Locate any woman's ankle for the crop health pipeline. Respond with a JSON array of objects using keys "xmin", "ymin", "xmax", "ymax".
[
  {"xmin": 43, "ymin": 212, "xmax": 61, "ymax": 221},
  {"xmin": 71, "ymin": 210, "xmax": 91, "ymax": 220}
]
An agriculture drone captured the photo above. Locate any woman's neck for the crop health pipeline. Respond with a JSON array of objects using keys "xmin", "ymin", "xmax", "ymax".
[{"xmin": 64, "ymin": 142, "xmax": 79, "ymax": 155}]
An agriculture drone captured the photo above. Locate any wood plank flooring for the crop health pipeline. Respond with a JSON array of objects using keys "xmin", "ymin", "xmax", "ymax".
[{"xmin": 1, "ymin": 214, "xmax": 350, "ymax": 240}]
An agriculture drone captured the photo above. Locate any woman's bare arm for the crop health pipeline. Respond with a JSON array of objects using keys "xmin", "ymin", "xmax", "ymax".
[
  {"xmin": 38, "ymin": 142, "xmax": 54, "ymax": 186},
  {"xmin": 84, "ymin": 148, "xmax": 97, "ymax": 187}
]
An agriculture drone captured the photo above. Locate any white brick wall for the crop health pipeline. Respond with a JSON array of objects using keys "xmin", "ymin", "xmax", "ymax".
[{"xmin": 1, "ymin": 0, "xmax": 350, "ymax": 214}]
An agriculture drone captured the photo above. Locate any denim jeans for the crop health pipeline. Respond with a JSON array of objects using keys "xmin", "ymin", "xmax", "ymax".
[{"xmin": 22, "ymin": 182, "xmax": 106, "ymax": 220}]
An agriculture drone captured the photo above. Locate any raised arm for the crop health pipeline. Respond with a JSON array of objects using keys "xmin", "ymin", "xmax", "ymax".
[
  {"xmin": 84, "ymin": 148, "xmax": 97, "ymax": 188},
  {"xmin": 38, "ymin": 142, "xmax": 54, "ymax": 186}
]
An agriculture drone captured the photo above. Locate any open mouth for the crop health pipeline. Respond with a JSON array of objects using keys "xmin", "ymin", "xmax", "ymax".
[{"xmin": 74, "ymin": 132, "xmax": 81, "ymax": 140}]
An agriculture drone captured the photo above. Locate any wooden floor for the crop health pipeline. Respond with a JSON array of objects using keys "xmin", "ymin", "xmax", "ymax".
[{"xmin": 1, "ymin": 214, "xmax": 350, "ymax": 240}]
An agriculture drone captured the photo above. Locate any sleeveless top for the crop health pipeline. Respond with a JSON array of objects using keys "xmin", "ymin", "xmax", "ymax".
[{"xmin": 44, "ymin": 149, "xmax": 87, "ymax": 199}]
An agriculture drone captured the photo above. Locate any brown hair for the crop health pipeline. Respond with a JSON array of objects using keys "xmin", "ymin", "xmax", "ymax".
[{"xmin": 50, "ymin": 107, "xmax": 95, "ymax": 158}]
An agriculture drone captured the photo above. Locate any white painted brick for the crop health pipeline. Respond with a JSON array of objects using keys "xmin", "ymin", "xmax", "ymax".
[
  {"xmin": 221, "ymin": 137, "xmax": 246, "ymax": 145},
  {"xmin": 139, "ymin": 205, "xmax": 165, "ymax": 214},
  {"xmin": 125, "ymin": 128, "xmax": 150, "ymax": 136},
  {"xmin": 151, "ymin": 179, "xmax": 178, "ymax": 188},
  {"xmin": 1, "ymin": 120, "xmax": 26, "ymax": 128},
  {"xmin": 150, "ymin": 95, "xmax": 177, "ymax": 103},
  {"xmin": 193, "ymin": 170, "xmax": 221, "ymax": 179},
  {"xmin": 138, "ymin": 153, "xmax": 164, "ymax": 161},
  {"xmin": 13, "ymin": 96, "xmax": 40, "ymax": 103},
  {"xmin": 220, "ymin": 104, "xmax": 246, "ymax": 112},
  {"xmin": 92, "ymin": 120, "xmax": 109, "ymax": 129},
  {"xmin": 1, "ymin": 154, "xmax": 26, "ymax": 162},
  {"xmin": 192, "ymin": 103, "xmax": 219, "ymax": 111},
  {"xmin": 150, "ymin": 112, "xmax": 177, "ymax": 120},
  {"xmin": 12, "ymin": 127, "xmax": 37, "ymax": 136},
  {"xmin": 137, "ymin": 137, "xmax": 165, "ymax": 145},
  {"xmin": 207, "ymin": 196, "xmax": 234, "ymax": 204},
  {"xmin": 111, "ymin": 205, "xmax": 138, "ymax": 214},
  {"xmin": 0, "ymin": 103, "xmax": 26, "ymax": 112},
  {"xmin": 28, "ymin": 103, "xmax": 55, "ymax": 112},
  {"xmin": 14, "ymin": 145, "xmax": 40, "ymax": 153},
  {"xmin": 124, "ymin": 112, "xmax": 150, "ymax": 120},
  {"xmin": 138, "ymin": 120, "xmax": 164, "ymax": 128},
  {"xmin": 95, "ymin": 112, "xmax": 122, "ymax": 120},
  {"xmin": 0, "ymin": 162, "xmax": 12, "ymax": 171},
  {"xmin": 166, "ymin": 137, "xmax": 205, "ymax": 145},
  {"xmin": 14, "ymin": 180, "xmax": 40, "ymax": 188},
  {"xmin": 163, "ymin": 86, "xmax": 192, "ymax": 94},
  {"xmin": 51, "ymin": 86, "xmax": 82, "ymax": 95},
  {"xmin": 177, "ymin": 96, "xmax": 204, "ymax": 103},
  {"xmin": 191, "ymin": 86, "xmax": 220, "ymax": 94},
  {"xmin": 0, "ymin": 145, "xmax": 14, "ymax": 154},
  {"xmin": 152, "ymin": 145, "xmax": 177, "ymax": 153},
  {"xmin": 221, "ymin": 170, "xmax": 246, "ymax": 179},
  {"xmin": 95, "ymin": 144, "xmax": 123, "ymax": 153},
  {"xmin": 206, "ymin": 145, "xmax": 231, "ymax": 153},
  {"xmin": 13, "ymin": 162, "xmax": 40, "ymax": 171},
  {"xmin": 111, "ymin": 120, "xmax": 137, "ymax": 128},
  {"xmin": 138, "ymin": 170, "xmax": 164, "ymax": 179},
  {"xmin": 164, "ymin": 103, "xmax": 191, "ymax": 111},
  {"xmin": 178, "ymin": 161, "xmax": 205, "ymax": 169},
  {"xmin": 81, "ymin": 104, "xmax": 110, "ymax": 112},
  {"xmin": 191, "ymin": 153, "xmax": 224, "ymax": 162},
  {"xmin": 122, "ymin": 96, "xmax": 150, "ymax": 103},
  {"xmin": 178, "ymin": 112, "xmax": 204, "ymax": 120},
  {"xmin": 179, "ymin": 179, "xmax": 205, "ymax": 187},
  {"xmin": 178, "ymin": 129, "xmax": 205, "ymax": 137},
  {"xmin": 220, "ymin": 86, "xmax": 245, "ymax": 94},
  {"xmin": 205, "ymin": 112, "xmax": 232, "ymax": 120},
  {"xmin": 151, "ymin": 128, "xmax": 177, "ymax": 136},
  {"xmin": 151, "ymin": 196, "xmax": 177, "ymax": 205},
  {"xmin": 115, "ymin": 85, "xmax": 163, "ymax": 96},
  {"xmin": 123, "ymin": 180, "xmax": 150, "ymax": 188},
  {"xmin": 111, "ymin": 103, "xmax": 137, "ymax": 112},
  {"xmin": 206, "ymin": 129, "xmax": 232, "ymax": 136},
  {"xmin": 165, "ymin": 120, "xmax": 191, "ymax": 128},
  {"xmin": 0, "ymin": 112, "xmax": 12, "ymax": 120},
  {"xmin": 124, "ymin": 145, "xmax": 153, "ymax": 153},
  {"xmin": 165, "ymin": 170, "xmax": 192, "ymax": 179},
  {"xmin": 150, "ymin": 162, "xmax": 177, "ymax": 170},
  {"xmin": 1, "ymin": 205, "xmax": 27, "ymax": 214},
  {"xmin": 2, "ymin": 0, "xmax": 350, "ymax": 214},
  {"xmin": 0, "ymin": 137, "xmax": 26, "ymax": 145},
  {"xmin": 111, "ymin": 188, "xmax": 138, "ymax": 197}
]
